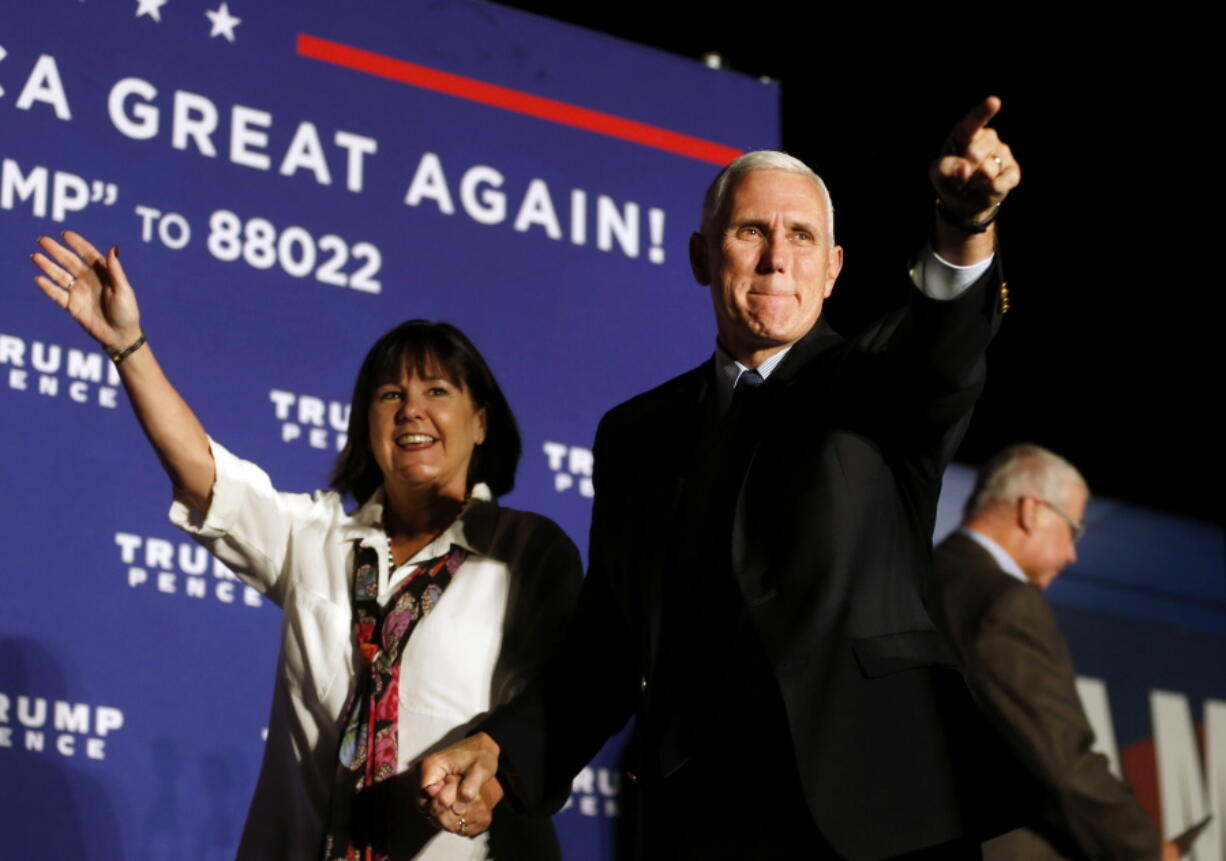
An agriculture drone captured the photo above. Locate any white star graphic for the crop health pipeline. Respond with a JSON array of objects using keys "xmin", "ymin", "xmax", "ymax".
[
  {"xmin": 205, "ymin": 2, "xmax": 241, "ymax": 43},
  {"xmin": 0, "ymin": 44, "xmax": 6, "ymax": 98},
  {"xmin": 135, "ymin": 0, "xmax": 168, "ymax": 22}
]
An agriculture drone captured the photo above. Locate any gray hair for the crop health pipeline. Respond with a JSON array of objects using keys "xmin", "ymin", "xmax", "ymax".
[
  {"xmin": 964, "ymin": 444, "xmax": 1088, "ymax": 521},
  {"xmin": 699, "ymin": 150, "xmax": 836, "ymax": 246}
]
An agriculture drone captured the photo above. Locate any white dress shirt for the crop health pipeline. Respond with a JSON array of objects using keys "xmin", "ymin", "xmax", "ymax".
[{"xmin": 171, "ymin": 439, "xmax": 536, "ymax": 860}]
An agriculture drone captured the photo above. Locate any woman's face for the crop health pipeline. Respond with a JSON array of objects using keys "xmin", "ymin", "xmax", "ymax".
[{"xmin": 368, "ymin": 358, "xmax": 486, "ymax": 501}]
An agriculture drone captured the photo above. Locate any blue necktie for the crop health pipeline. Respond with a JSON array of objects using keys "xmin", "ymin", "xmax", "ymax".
[{"xmin": 730, "ymin": 368, "xmax": 764, "ymax": 415}]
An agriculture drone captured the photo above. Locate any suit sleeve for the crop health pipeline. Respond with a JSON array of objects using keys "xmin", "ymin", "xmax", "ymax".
[
  {"xmin": 479, "ymin": 414, "xmax": 641, "ymax": 813},
  {"xmin": 844, "ymin": 257, "xmax": 1005, "ymax": 493},
  {"xmin": 891, "ymin": 259, "xmax": 1001, "ymax": 433},
  {"xmin": 966, "ymin": 585, "xmax": 1162, "ymax": 860}
]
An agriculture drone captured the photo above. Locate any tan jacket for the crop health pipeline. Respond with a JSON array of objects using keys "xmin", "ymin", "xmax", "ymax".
[{"xmin": 929, "ymin": 531, "xmax": 1162, "ymax": 861}]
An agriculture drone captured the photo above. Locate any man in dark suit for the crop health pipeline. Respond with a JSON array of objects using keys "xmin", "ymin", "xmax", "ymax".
[
  {"xmin": 929, "ymin": 444, "xmax": 1176, "ymax": 860},
  {"xmin": 421, "ymin": 98, "xmax": 1023, "ymax": 859}
]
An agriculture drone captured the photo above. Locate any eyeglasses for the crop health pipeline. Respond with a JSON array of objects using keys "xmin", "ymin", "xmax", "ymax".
[{"xmin": 1030, "ymin": 497, "xmax": 1086, "ymax": 542}]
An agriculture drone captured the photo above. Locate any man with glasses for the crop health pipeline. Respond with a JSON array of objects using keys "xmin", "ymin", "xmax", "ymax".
[{"xmin": 929, "ymin": 444, "xmax": 1175, "ymax": 860}]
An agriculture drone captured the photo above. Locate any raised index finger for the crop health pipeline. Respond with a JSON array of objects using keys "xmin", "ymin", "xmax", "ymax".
[{"xmin": 946, "ymin": 96, "xmax": 1002, "ymax": 151}]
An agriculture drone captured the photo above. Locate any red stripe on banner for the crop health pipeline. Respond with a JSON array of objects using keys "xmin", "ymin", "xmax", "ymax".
[{"xmin": 296, "ymin": 33, "xmax": 744, "ymax": 166}]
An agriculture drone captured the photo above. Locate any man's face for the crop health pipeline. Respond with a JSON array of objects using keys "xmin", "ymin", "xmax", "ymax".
[
  {"xmin": 1021, "ymin": 483, "xmax": 1088, "ymax": 590},
  {"xmin": 690, "ymin": 169, "xmax": 843, "ymax": 364}
]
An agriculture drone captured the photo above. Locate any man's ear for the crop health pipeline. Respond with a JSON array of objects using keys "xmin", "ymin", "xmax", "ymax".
[
  {"xmin": 823, "ymin": 244, "xmax": 844, "ymax": 298},
  {"xmin": 1017, "ymin": 496, "xmax": 1040, "ymax": 534},
  {"xmin": 689, "ymin": 232, "xmax": 709, "ymax": 285}
]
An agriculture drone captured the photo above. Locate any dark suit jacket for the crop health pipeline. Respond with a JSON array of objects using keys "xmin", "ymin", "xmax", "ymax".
[
  {"xmin": 929, "ymin": 531, "xmax": 1162, "ymax": 861},
  {"xmin": 485, "ymin": 266, "xmax": 1020, "ymax": 859}
]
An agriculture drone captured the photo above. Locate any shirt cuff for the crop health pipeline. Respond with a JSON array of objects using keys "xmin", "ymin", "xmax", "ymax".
[
  {"xmin": 168, "ymin": 436, "xmax": 247, "ymax": 539},
  {"xmin": 909, "ymin": 247, "xmax": 994, "ymax": 301}
]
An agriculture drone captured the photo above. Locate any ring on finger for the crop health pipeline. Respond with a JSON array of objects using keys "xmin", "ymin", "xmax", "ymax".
[{"xmin": 458, "ymin": 816, "xmax": 469, "ymax": 835}]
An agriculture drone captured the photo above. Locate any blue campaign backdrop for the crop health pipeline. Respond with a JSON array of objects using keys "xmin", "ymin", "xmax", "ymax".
[
  {"xmin": 1, "ymin": 2, "xmax": 1223, "ymax": 859},
  {"xmin": 0, "ymin": 2, "xmax": 773, "ymax": 856}
]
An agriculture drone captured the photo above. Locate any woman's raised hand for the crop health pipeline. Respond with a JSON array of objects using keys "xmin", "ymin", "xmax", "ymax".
[
  {"xmin": 33, "ymin": 231, "xmax": 141, "ymax": 351},
  {"xmin": 31, "ymin": 230, "xmax": 215, "ymax": 511}
]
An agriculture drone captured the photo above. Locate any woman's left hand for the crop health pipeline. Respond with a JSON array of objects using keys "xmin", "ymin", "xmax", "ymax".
[{"xmin": 421, "ymin": 773, "xmax": 503, "ymax": 837}]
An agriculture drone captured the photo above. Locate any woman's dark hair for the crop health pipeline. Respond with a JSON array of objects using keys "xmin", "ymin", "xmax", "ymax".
[{"xmin": 330, "ymin": 320, "xmax": 521, "ymax": 504}]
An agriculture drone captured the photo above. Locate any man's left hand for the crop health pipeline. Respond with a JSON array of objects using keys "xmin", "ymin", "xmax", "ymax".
[
  {"xmin": 929, "ymin": 96, "xmax": 1019, "ymax": 264},
  {"xmin": 931, "ymin": 96, "xmax": 1020, "ymax": 221}
]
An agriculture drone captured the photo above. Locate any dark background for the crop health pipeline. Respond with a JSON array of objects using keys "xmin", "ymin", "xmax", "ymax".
[{"xmin": 498, "ymin": 5, "xmax": 1219, "ymax": 524}]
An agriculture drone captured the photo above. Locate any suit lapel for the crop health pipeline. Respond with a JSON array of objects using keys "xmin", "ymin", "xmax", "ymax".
[
  {"xmin": 643, "ymin": 361, "xmax": 715, "ymax": 663},
  {"xmin": 730, "ymin": 320, "xmax": 845, "ymax": 595},
  {"xmin": 667, "ymin": 364, "xmax": 718, "ymax": 515},
  {"xmin": 764, "ymin": 318, "xmax": 845, "ymax": 387}
]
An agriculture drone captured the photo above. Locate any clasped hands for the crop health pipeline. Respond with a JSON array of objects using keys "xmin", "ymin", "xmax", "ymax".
[{"xmin": 416, "ymin": 732, "xmax": 502, "ymax": 837}]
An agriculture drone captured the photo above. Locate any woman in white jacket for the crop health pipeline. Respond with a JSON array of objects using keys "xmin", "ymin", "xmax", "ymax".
[{"xmin": 31, "ymin": 231, "xmax": 581, "ymax": 861}]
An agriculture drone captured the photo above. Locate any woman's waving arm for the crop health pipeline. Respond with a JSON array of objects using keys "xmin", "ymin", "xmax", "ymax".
[{"xmin": 33, "ymin": 231, "xmax": 215, "ymax": 512}]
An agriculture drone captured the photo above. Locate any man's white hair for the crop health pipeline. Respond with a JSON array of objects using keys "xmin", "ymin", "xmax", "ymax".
[
  {"xmin": 964, "ymin": 444, "xmax": 1088, "ymax": 521},
  {"xmin": 699, "ymin": 150, "xmax": 836, "ymax": 246}
]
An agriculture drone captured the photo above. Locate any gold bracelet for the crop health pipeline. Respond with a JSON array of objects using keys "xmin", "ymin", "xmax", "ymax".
[{"xmin": 108, "ymin": 332, "xmax": 147, "ymax": 364}]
